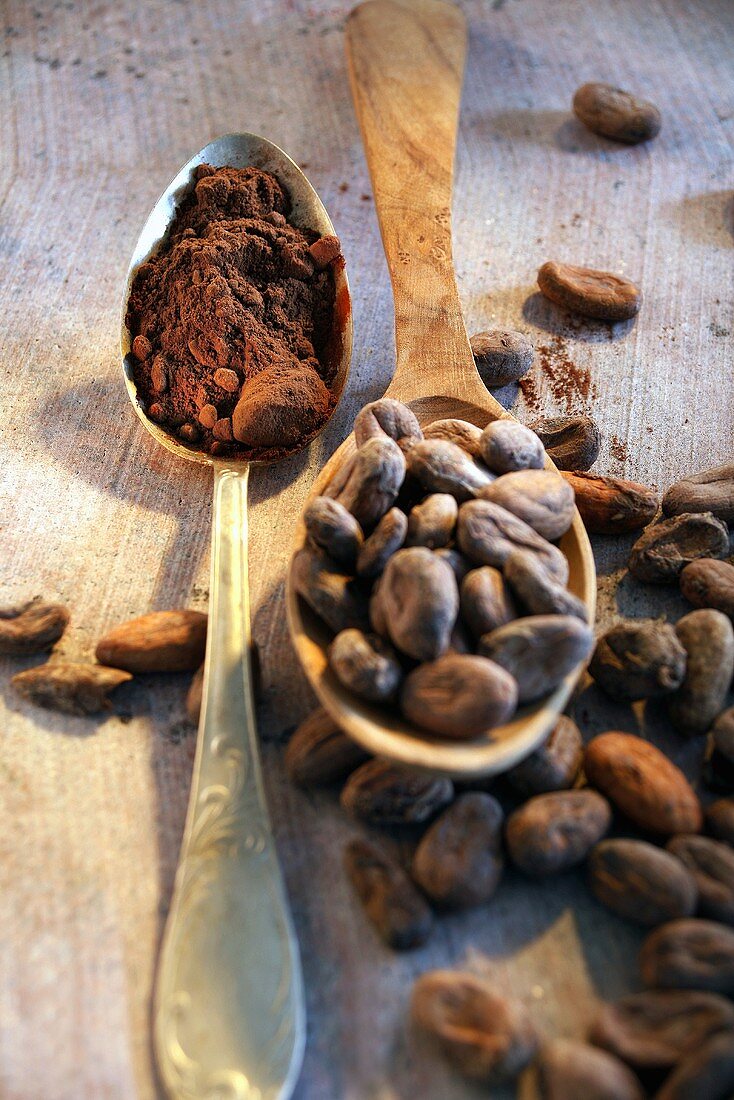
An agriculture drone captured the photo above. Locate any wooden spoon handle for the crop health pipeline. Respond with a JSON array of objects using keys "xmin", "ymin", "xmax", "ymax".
[{"xmin": 346, "ymin": 0, "xmax": 489, "ymax": 407}]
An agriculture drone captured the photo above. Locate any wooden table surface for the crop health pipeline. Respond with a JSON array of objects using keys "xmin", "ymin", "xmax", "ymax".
[{"xmin": 1, "ymin": 0, "xmax": 732, "ymax": 1096}]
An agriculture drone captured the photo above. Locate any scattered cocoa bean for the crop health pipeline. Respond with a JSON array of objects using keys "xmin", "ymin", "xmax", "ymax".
[
  {"xmin": 340, "ymin": 758, "xmax": 453, "ymax": 826},
  {"xmin": 535, "ymin": 1038, "xmax": 644, "ymax": 1100},
  {"xmin": 423, "ymin": 418, "xmax": 483, "ymax": 457},
  {"xmin": 537, "ymin": 260, "xmax": 642, "ymax": 322},
  {"xmin": 401, "ymin": 653, "xmax": 518, "ymax": 739},
  {"xmin": 353, "ymin": 397, "xmax": 423, "ymax": 453},
  {"xmin": 639, "ymin": 918, "xmax": 734, "ymax": 995},
  {"xmin": 0, "ymin": 599, "xmax": 70, "ymax": 656},
  {"xmin": 667, "ymin": 835, "xmax": 734, "ymax": 925},
  {"xmin": 325, "ymin": 436, "xmax": 406, "ymax": 528},
  {"xmin": 504, "ymin": 548, "xmax": 588, "ymax": 620},
  {"xmin": 668, "ymin": 609, "xmax": 734, "ymax": 736},
  {"xmin": 469, "ymin": 328, "xmax": 535, "ymax": 388},
  {"xmin": 506, "ymin": 789, "xmax": 611, "ymax": 876},
  {"xmin": 680, "ymin": 558, "xmax": 734, "ymax": 619},
  {"xmin": 410, "ymin": 970, "xmax": 538, "ymax": 1083},
  {"xmin": 480, "ymin": 469, "xmax": 575, "ymax": 540},
  {"xmin": 406, "ymin": 438, "xmax": 494, "ymax": 501},
  {"xmin": 572, "ymin": 82, "xmax": 661, "ymax": 144},
  {"xmin": 588, "ymin": 839, "xmax": 698, "ymax": 926},
  {"xmin": 589, "ymin": 621, "xmax": 687, "ymax": 701},
  {"xmin": 328, "ymin": 629, "xmax": 402, "ymax": 701},
  {"xmin": 560, "ymin": 471, "xmax": 659, "ymax": 534},
  {"xmin": 663, "ymin": 464, "xmax": 734, "ymax": 525},
  {"xmin": 628, "ymin": 512, "xmax": 729, "ymax": 584},
  {"xmin": 706, "ymin": 798, "xmax": 734, "ymax": 847},
  {"xmin": 412, "ymin": 792, "xmax": 504, "ymax": 908},
  {"xmin": 656, "ymin": 1030, "xmax": 734, "ymax": 1100},
  {"xmin": 406, "ymin": 493, "xmax": 458, "ymax": 548},
  {"xmin": 186, "ymin": 663, "xmax": 204, "ymax": 723},
  {"xmin": 479, "ymin": 419, "xmax": 544, "ymax": 474},
  {"xmin": 11, "ymin": 661, "xmax": 132, "ymax": 715},
  {"xmin": 95, "ymin": 609, "xmax": 207, "ymax": 673},
  {"xmin": 506, "ymin": 714, "xmax": 583, "ymax": 795},
  {"xmin": 291, "ymin": 547, "xmax": 370, "ymax": 634},
  {"xmin": 584, "ymin": 732, "xmax": 702, "ymax": 835},
  {"xmin": 303, "ymin": 496, "xmax": 363, "ymax": 568},
  {"xmin": 460, "ymin": 566, "xmax": 517, "ymax": 638},
  {"xmin": 355, "ymin": 507, "xmax": 407, "ymax": 578},
  {"xmin": 528, "ymin": 414, "xmax": 601, "ymax": 472},
  {"xmin": 379, "ymin": 547, "xmax": 458, "ymax": 660},
  {"xmin": 479, "ymin": 614, "xmax": 593, "ymax": 704},
  {"xmin": 457, "ymin": 499, "xmax": 569, "ymax": 583},
  {"xmin": 285, "ymin": 707, "xmax": 368, "ymax": 786},
  {"xmin": 344, "ymin": 837, "xmax": 433, "ymax": 950},
  {"xmin": 713, "ymin": 707, "xmax": 734, "ymax": 764}
]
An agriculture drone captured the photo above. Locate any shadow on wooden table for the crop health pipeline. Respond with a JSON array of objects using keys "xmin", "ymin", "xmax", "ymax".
[{"xmin": 522, "ymin": 292, "xmax": 637, "ymax": 342}]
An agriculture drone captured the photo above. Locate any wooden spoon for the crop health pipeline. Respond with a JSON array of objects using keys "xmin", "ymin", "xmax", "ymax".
[{"xmin": 287, "ymin": 0, "xmax": 596, "ymax": 779}]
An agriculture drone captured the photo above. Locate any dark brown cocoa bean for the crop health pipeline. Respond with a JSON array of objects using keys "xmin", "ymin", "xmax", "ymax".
[
  {"xmin": 506, "ymin": 790, "xmax": 611, "ymax": 876},
  {"xmin": 589, "ymin": 621, "xmax": 687, "ymax": 701},
  {"xmin": 589, "ymin": 839, "xmax": 698, "ymax": 926},
  {"xmin": 285, "ymin": 707, "xmax": 369, "ymax": 786},
  {"xmin": 11, "ymin": 661, "xmax": 132, "ymax": 715},
  {"xmin": 479, "ymin": 419, "xmax": 544, "ymax": 474},
  {"xmin": 504, "ymin": 548, "xmax": 588, "ymax": 620},
  {"xmin": 303, "ymin": 495, "xmax": 363, "ymax": 568},
  {"xmin": 328, "ymin": 629, "xmax": 402, "ymax": 702},
  {"xmin": 406, "ymin": 438, "xmax": 494, "ymax": 501},
  {"xmin": 291, "ymin": 547, "xmax": 370, "ymax": 634},
  {"xmin": 536, "ymin": 1038, "xmax": 644, "ymax": 1100},
  {"xmin": 572, "ymin": 82, "xmax": 661, "ymax": 144},
  {"xmin": 340, "ymin": 758, "xmax": 453, "ymax": 826},
  {"xmin": 379, "ymin": 547, "xmax": 458, "ymax": 661},
  {"xmin": 457, "ymin": 499, "xmax": 569, "ymax": 582},
  {"xmin": 0, "ymin": 599, "xmax": 69, "ymax": 655},
  {"xmin": 479, "ymin": 615, "xmax": 593, "ymax": 704},
  {"xmin": 680, "ymin": 558, "xmax": 734, "ymax": 619},
  {"xmin": 668, "ymin": 609, "xmax": 734, "ymax": 736},
  {"xmin": 561, "ymin": 471, "xmax": 659, "ymax": 534},
  {"xmin": 528, "ymin": 415, "xmax": 601, "ymax": 471},
  {"xmin": 469, "ymin": 328, "xmax": 534, "ymax": 388},
  {"xmin": 713, "ymin": 707, "xmax": 734, "ymax": 765},
  {"xmin": 355, "ymin": 507, "xmax": 407, "ymax": 578},
  {"xmin": 538, "ymin": 260, "xmax": 642, "ymax": 321},
  {"xmin": 401, "ymin": 653, "xmax": 518, "ymax": 739},
  {"xmin": 663, "ymin": 464, "xmax": 734, "ymax": 525},
  {"xmin": 460, "ymin": 566, "xmax": 517, "ymax": 638},
  {"xmin": 639, "ymin": 918, "xmax": 734, "ymax": 995},
  {"xmin": 405, "ymin": 493, "xmax": 458, "ymax": 548},
  {"xmin": 667, "ymin": 835, "xmax": 734, "ymax": 925},
  {"xmin": 326, "ymin": 436, "xmax": 406, "ymax": 528},
  {"xmin": 412, "ymin": 792, "xmax": 504, "ymax": 908},
  {"xmin": 344, "ymin": 837, "xmax": 433, "ymax": 950},
  {"xmin": 480, "ymin": 469, "xmax": 575, "ymax": 540},
  {"xmin": 706, "ymin": 798, "xmax": 734, "ymax": 847},
  {"xmin": 423, "ymin": 418, "xmax": 483, "ymax": 457},
  {"xmin": 506, "ymin": 714, "xmax": 583, "ymax": 796},
  {"xmin": 629, "ymin": 513, "xmax": 729, "ymax": 584},
  {"xmin": 656, "ymin": 1029, "xmax": 734, "ymax": 1100},
  {"xmin": 434, "ymin": 547, "xmax": 472, "ymax": 584},
  {"xmin": 353, "ymin": 397, "xmax": 423, "ymax": 452}
]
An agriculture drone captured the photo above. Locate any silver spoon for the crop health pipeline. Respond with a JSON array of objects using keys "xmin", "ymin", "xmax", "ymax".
[{"xmin": 121, "ymin": 134, "xmax": 352, "ymax": 1099}]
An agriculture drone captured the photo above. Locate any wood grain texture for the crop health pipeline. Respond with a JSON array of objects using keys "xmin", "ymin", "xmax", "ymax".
[{"xmin": 0, "ymin": 0, "xmax": 732, "ymax": 1098}]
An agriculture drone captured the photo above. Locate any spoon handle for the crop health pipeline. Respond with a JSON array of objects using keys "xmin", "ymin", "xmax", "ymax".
[{"xmin": 154, "ymin": 465, "xmax": 305, "ymax": 1100}]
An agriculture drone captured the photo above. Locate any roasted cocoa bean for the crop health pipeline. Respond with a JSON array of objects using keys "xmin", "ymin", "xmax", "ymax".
[
  {"xmin": 303, "ymin": 495, "xmax": 363, "ymax": 567},
  {"xmin": 561, "ymin": 471, "xmax": 659, "ymax": 534},
  {"xmin": 406, "ymin": 438, "xmax": 493, "ymax": 501},
  {"xmin": 572, "ymin": 82, "xmax": 661, "ymax": 144},
  {"xmin": 435, "ymin": 547, "xmax": 472, "ymax": 584},
  {"xmin": 291, "ymin": 547, "xmax": 370, "ymax": 634},
  {"xmin": 469, "ymin": 328, "xmax": 534, "ymax": 388},
  {"xmin": 680, "ymin": 558, "xmax": 734, "ymax": 619},
  {"xmin": 95, "ymin": 609, "xmax": 207, "ymax": 672},
  {"xmin": 410, "ymin": 970, "xmax": 538, "ymax": 1083},
  {"xmin": 668, "ymin": 609, "xmax": 734, "ymax": 736},
  {"xmin": 504, "ymin": 549, "xmax": 588, "ymax": 620},
  {"xmin": 344, "ymin": 837, "xmax": 433, "ymax": 950},
  {"xmin": 325, "ymin": 436, "xmax": 406, "ymax": 528},
  {"xmin": 460, "ymin": 566, "xmax": 517, "ymax": 638},
  {"xmin": 186, "ymin": 663, "xmax": 204, "ymax": 723},
  {"xmin": 0, "ymin": 599, "xmax": 69, "ymax": 655},
  {"xmin": 412, "ymin": 792, "xmax": 504, "ymax": 908},
  {"xmin": 667, "ymin": 835, "xmax": 734, "ymax": 925},
  {"xmin": 379, "ymin": 547, "xmax": 458, "ymax": 661},
  {"xmin": 656, "ymin": 1030, "xmax": 734, "ymax": 1100},
  {"xmin": 423, "ymin": 417, "xmax": 483, "ymax": 457},
  {"xmin": 584, "ymin": 732, "xmax": 702, "ymax": 835},
  {"xmin": 479, "ymin": 615, "xmax": 593, "ymax": 704},
  {"xmin": 353, "ymin": 397, "xmax": 423, "ymax": 453},
  {"xmin": 406, "ymin": 493, "xmax": 458, "ymax": 548},
  {"xmin": 11, "ymin": 661, "xmax": 132, "ymax": 715},
  {"xmin": 589, "ymin": 839, "xmax": 698, "ymax": 926},
  {"xmin": 457, "ymin": 499, "xmax": 569, "ymax": 583},
  {"xmin": 535, "ymin": 1038, "xmax": 644, "ymax": 1100},
  {"xmin": 663, "ymin": 464, "xmax": 734, "ymax": 525},
  {"xmin": 285, "ymin": 707, "xmax": 369, "ymax": 786},
  {"xmin": 340, "ymin": 758, "xmax": 453, "ymax": 825},
  {"xmin": 480, "ymin": 469, "xmax": 575, "ymax": 540},
  {"xmin": 706, "ymin": 798, "xmax": 734, "ymax": 847},
  {"xmin": 479, "ymin": 419, "xmax": 544, "ymax": 474},
  {"xmin": 328, "ymin": 629, "xmax": 402, "ymax": 701},
  {"xmin": 537, "ymin": 260, "xmax": 642, "ymax": 321},
  {"xmin": 355, "ymin": 507, "xmax": 407, "ymax": 578},
  {"xmin": 401, "ymin": 653, "xmax": 518, "ymax": 739},
  {"xmin": 639, "ymin": 918, "xmax": 734, "ymax": 996},
  {"xmin": 506, "ymin": 714, "xmax": 583, "ymax": 795},
  {"xmin": 528, "ymin": 414, "xmax": 601, "ymax": 472},
  {"xmin": 506, "ymin": 789, "xmax": 611, "ymax": 876},
  {"xmin": 628, "ymin": 512, "xmax": 729, "ymax": 584},
  {"xmin": 589, "ymin": 621, "xmax": 687, "ymax": 701}
]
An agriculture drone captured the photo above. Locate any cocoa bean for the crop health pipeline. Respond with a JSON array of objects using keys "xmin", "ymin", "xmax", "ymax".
[
  {"xmin": 656, "ymin": 1030, "xmax": 734, "ymax": 1100},
  {"xmin": 406, "ymin": 438, "xmax": 494, "ymax": 501},
  {"xmin": 401, "ymin": 653, "xmax": 518, "ymax": 739},
  {"xmin": 460, "ymin": 566, "xmax": 517, "ymax": 638},
  {"xmin": 469, "ymin": 328, "xmax": 535, "ymax": 388},
  {"xmin": 457, "ymin": 499, "xmax": 569, "ymax": 583},
  {"xmin": 713, "ymin": 707, "xmax": 734, "ymax": 765},
  {"xmin": 11, "ymin": 661, "xmax": 132, "ymax": 715},
  {"xmin": 328, "ymin": 628, "xmax": 402, "ymax": 702},
  {"xmin": 291, "ymin": 547, "xmax": 370, "ymax": 634},
  {"xmin": 410, "ymin": 970, "xmax": 538, "ymax": 1083},
  {"xmin": 353, "ymin": 397, "xmax": 423, "ymax": 453},
  {"xmin": 95, "ymin": 609, "xmax": 207, "ymax": 672},
  {"xmin": 405, "ymin": 493, "xmax": 458, "ymax": 549},
  {"xmin": 536, "ymin": 1038, "xmax": 644, "ymax": 1100},
  {"xmin": 628, "ymin": 512, "xmax": 729, "ymax": 584},
  {"xmin": 680, "ymin": 558, "xmax": 734, "ymax": 619},
  {"xmin": 340, "ymin": 758, "xmax": 453, "ymax": 826},
  {"xmin": 561, "ymin": 471, "xmax": 659, "ymax": 534},
  {"xmin": 285, "ymin": 707, "xmax": 369, "ymax": 786},
  {"xmin": 668, "ymin": 609, "xmax": 734, "ymax": 736},
  {"xmin": 480, "ymin": 468, "xmax": 575, "ymax": 540},
  {"xmin": 325, "ymin": 436, "xmax": 406, "ymax": 528},
  {"xmin": 479, "ymin": 419, "xmax": 544, "ymax": 474},
  {"xmin": 479, "ymin": 614, "xmax": 593, "ymax": 704},
  {"xmin": 355, "ymin": 507, "xmax": 407, "ymax": 578},
  {"xmin": 344, "ymin": 837, "xmax": 433, "ymax": 950},
  {"xmin": 434, "ymin": 547, "xmax": 472, "ymax": 584},
  {"xmin": 447, "ymin": 617, "xmax": 473, "ymax": 656},
  {"xmin": 528, "ymin": 414, "xmax": 601, "ymax": 472},
  {"xmin": 379, "ymin": 547, "xmax": 458, "ymax": 661},
  {"xmin": 589, "ymin": 621, "xmax": 687, "ymax": 701},
  {"xmin": 706, "ymin": 799, "xmax": 734, "ymax": 847},
  {"xmin": 186, "ymin": 663, "xmax": 204, "ymax": 723},
  {"xmin": 0, "ymin": 599, "xmax": 69, "ymax": 655},
  {"xmin": 588, "ymin": 839, "xmax": 698, "ymax": 926},
  {"xmin": 506, "ymin": 714, "xmax": 583, "ymax": 795},
  {"xmin": 584, "ymin": 732, "xmax": 702, "ymax": 835},
  {"xmin": 572, "ymin": 82, "xmax": 661, "ymax": 144},
  {"xmin": 303, "ymin": 496, "xmax": 363, "ymax": 568},
  {"xmin": 663, "ymin": 464, "xmax": 734, "ymax": 525},
  {"xmin": 537, "ymin": 260, "xmax": 642, "ymax": 321},
  {"xmin": 506, "ymin": 789, "xmax": 611, "ymax": 876},
  {"xmin": 504, "ymin": 548, "xmax": 588, "ymax": 620},
  {"xmin": 423, "ymin": 418, "xmax": 483, "ymax": 457},
  {"xmin": 411, "ymin": 792, "xmax": 504, "ymax": 908},
  {"xmin": 639, "ymin": 918, "xmax": 734, "ymax": 996},
  {"xmin": 667, "ymin": 835, "xmax": 734, "ymax": 925}
]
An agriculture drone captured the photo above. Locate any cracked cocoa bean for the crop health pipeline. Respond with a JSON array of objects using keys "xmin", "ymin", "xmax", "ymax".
[
  {"xmin": 303, "ymin": 495, "xmax": 363, "ymax": 568},
  {"xmin": 406, "ymin": 493, "xmax": 458, "ymax": 548},
  {"xmin": 328, "ymin": 629, "xmax": 402, "ymax": 702},
  {"xmin": 353, "ymin": 397, "xmax": 423, "ymax": 453},
  {"xmin": 506, "ymin": 789, "xmax": 611, "ymax": 876},
  {"xmin": 0, "ymin": 599, "xmax": 69, "ymax": 655},
  {"xmin": 423, "ymin": 418, "xmax": 483, "ymax": 457},
  {"xmin": 11, "ymin": 661, "xmax": 132, "ymax": 715},
  {"xmin": 656, "ymin": 1030, "xmax": 734, "ymax": 1100},
  {"xmin": 538, "ymin": 260, "xmax": 642, "ymax": 321},
  {"xmin": 504, "ymin": 549, "xmax": 588, "ymax": 620},
  {"xmin": 406, "ymin": 438, "xmax": 494, "ymax": 501},
  {"xmin": 589, "ymin": 621, "xmax": 687, "ymax": 701},
  {"xmin": 668, "ymin": 609, "xmax": 734, "ymax": 736},
  {"xmin": 667, "ymin": 835, "xmax": 734, "ymax": 925},
  {"xmin": 291, "ymin": 547, "xmax": 370, "ymax": 634},
  {"xmin": 460, "ymin": 566, "xmax": 516, "ymax": 638},
  {"xmin": 344, "ymin": 837, "xmax": 433, "ymax": 950},
  {"xmin": 285, "ymin": 707, "xmax": 368, "ymax": 786},
  {"xmin": 628, "ymin": 512, "xmax": 729, "ymax": 584},
  {"xmin": 469, "ymin": 328, "xmax": 535, "ymax": 388},
  {"xmin": 480, "ymin": 469, "xmax": 575, "ymax": 540},
  {"xmin": 340, "ymin": 758, "xmax": 453, "ymax": 826},
  {"xmin": 663, "ymin": 464, "xmax": 734, "ymax": 524},
  {"xmin": 95, "ymin": 609, "xmax": 207, "ymax": 672},
  {"xmin": 412, "ymin": 792, "xmax": 504, "ymax": 908},
  {"xmin": 355, "ymin": 507, "xmax": 407, "ymax": 578},
  {"xmin": 639, "ymin": 918, "xmax": 734, "ymax": 995},
  {"xmin": 536, "ymin": 1039, "xmax": 644, "ymax": 1100},
  {"xmin": 379, "ymin": 546, "xmax": 458, "ymax": 661},
  {"xmin": 561, "ymin": 471, "xmax": 658, "ymax": 534},
  {"xmin": 706, "ymin": 798, "xmax": 734, "ymax": 847},
  {"xmin": 680, "ymin": 558, "xmax": 734, "ymax": 619},
  {"xmin": 325, "ymin": 436, "xmax": 406, "ymax": 528},
  {"xmin": 457, "ymin": 499, "xmax": 569, "ymax": 582},
  {"xmin": 479, "ymin": 615, "xmax": 593, "ymax": 704},
  {"xmin": 589, "ymin": 839, "xmax": 698, "ymax": 926},
  {"xmin": 401, "ymin": 653, "xmax": 518, "ymax": 739},
  {"xmin": 528, "ymin": 414, "xmax": 601, "ymax": 471},
  {"xmin": 506, "ymin": 714, "xmax": 583, "ymax": 795},
  {"xmin": 573, "ymin": 82, "xmax": 661, "ymax": 144},
  {"xmin": 479, "ymin": 419, "xmax": 544, "ymax": 474}
]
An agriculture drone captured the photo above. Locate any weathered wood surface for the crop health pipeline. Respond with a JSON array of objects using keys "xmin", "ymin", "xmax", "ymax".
[{"xmin": 0, "ymin": 0, "xmax": 732, "ymax": 1097}]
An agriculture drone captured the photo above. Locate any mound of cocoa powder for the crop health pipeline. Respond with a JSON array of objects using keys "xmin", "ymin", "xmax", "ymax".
[{"xmin": 126, "ymin": 163, "xmax": 341, "ymax": 458}]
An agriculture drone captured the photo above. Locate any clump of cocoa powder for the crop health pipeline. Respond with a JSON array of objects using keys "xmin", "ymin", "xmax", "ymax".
[{"xmin": 126, "ymin": 164, "xmax": 341, "ymax": 459}]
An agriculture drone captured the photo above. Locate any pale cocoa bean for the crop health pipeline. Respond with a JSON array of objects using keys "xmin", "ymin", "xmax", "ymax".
[
  {"xmin": 506, "ymin": 714, "xmax": 583, "ymax": 795},
  {"xmin": 656, "ymin": 1030, "xmax": 734, "ymax": 1100},
  {"xmin": 186, "ymin": 663, "xmax": 204, "ymax": 723},
  {"xmin": 355, "ymin": 507, "xmax": 407, "ymax": 578},
  {"xmin": 504, "ymin": 549, "xmax": 588, "ymax": 620},
  {"xmin": 479, "ymin": 419, "xmax": 544, "ymax": 474},
  {"xmin": 423, "ymin": 418, "xmax": 483, "ymax": 457},
  {"xmin": 591, "ymin": 989, "xmax": 734, "ymax": 1071},
  {"xmin": 401, "ymin": 653, "xmax": 518, "ymax": 739},
  {"xmin": 0, "ymin": 599, "xmax": 69, "ymax": 655},
  {"xmin": 435, "ymin": 547, "xmax": 472, "ymax": 584},
  {"xmin": 11, "ymin": 661, "xmax": 132, "ymax": 715},
  {"xmin": 291, "ymin": 547, "xmax": 370, "ymax": 635},
  {"xmin": 589, "ymin": 621, "xmax": 687, "ymax": 701},
  {"xmin": 538, "ymin": 260, "xmax": 642, "ymax": 321},
  {"xmin": 536, "ymin": 1039, "xmax": 644, "ymax": 1100},
  {"xmin": 410, "ymin": 970, "xmax": 538, "ymax": 1083},
  {"xmin": 561, "ymin": 471, "xmax": 659, "ymax": 534},
  {"xmin": 480, "ymin": 469, "xmax": 575, "ymax": 540},
  {"xmin": 379, "ymin": 547, "xmax": 458, "ymax": 660},
  {"xmin": 629, "ymin": 512, "xmax": 729, "ymax": 584},
  {"xmin": 663, "ymin": 464, "xmax": 734, "ymax": 524},
  {"xmin": 326, "ymin": 436, "xmax": 406, "ymax": 528},
  {"xmin": 303, "ymin": 496, "xmax": 363, "ymax": 568},
  {"xmin": 406, "ymin": 439, "xmax": 494, "ymax": 501},
  {"xmin": 95, "ymin": 609, "xmax": 207, "ymax": 673},
  {"xmin": 353, "ymin": 398, "xmax": 423, "ymax": 453},
  {"xmin": 412, "ymin": 793, "xmax": 504, "ymax": 908},
  {"xmin": 584, "ymin": 732, "xmax": 702, "ymax": 835},
  {"xmin": 667, "ymin": 835, "xmax": 734, "ymax": 925},
  {"xmin": 639, "ymin": 918, "xmax": 734, "ymax": 995},
  {"xmin": 706, "ymin": 798, "xmax": 734, "ymax": 847},
  {"xmin": 506, "ymin": 789, "xmax": 611, "ymax": 875},
  {"xmin": 285, "ymin": 707, "xmax": 368, "ymax": 786},
  {"xmin": 573, "ymin": 82, "xmax": 661, "ymax": 144},
  {"xmin": 713, "ymin": 707, "xmax": 734, "ymax": 765},
  {"xmin": 479, "ymin": 615, "xmax": 593, "ymax": 704},
  {"xmin": 457, "ymin": 499, "xmax": 569, "ymax": 583},
  {"xmin": 340, "ymin": 759, "xmax": 453, "ymax": 825},
  {"xmin": 528, "ymin": 414, "xmax": 601, "ymax": 472},
  {"xmin": 469, "ymin": 328, "xmax": 535, "ymax": 388},
  {"xmin": 460, "ymin": 566, "xmax": 516, "ymax": 638},
  {"xmin": 589, "ymin": 839, "xmax": 698, "ymax": 926},
  {"xmin": 328, "ymin": 629, "xmax": 402, "ymax": 701},
  {"xmin": 344, "ymin": 837, "xmax": 433, "ymax": 950},
  {"xmin": 668, "ymin": 609, "xmax": 734, "ymax": 736},
  {"xmin": 680, "ymin": 558, "xmax": 734, "ymax": 619},
  {"xmin": 406, "ymin": 494, "xmax": 458, "ymax": 548}
]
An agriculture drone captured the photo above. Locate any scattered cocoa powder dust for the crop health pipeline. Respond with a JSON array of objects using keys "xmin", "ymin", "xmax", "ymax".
[
  {"xmin": 126, "ymin": 164, "xmax": 342, "ymax": 459},
  {"xmin": 609, "ymin": 434, "xmax": 629, "ymax": 464},
  {"xmin": 519, "ymin": 334, "xmax": 598, "ymax": 416}
]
